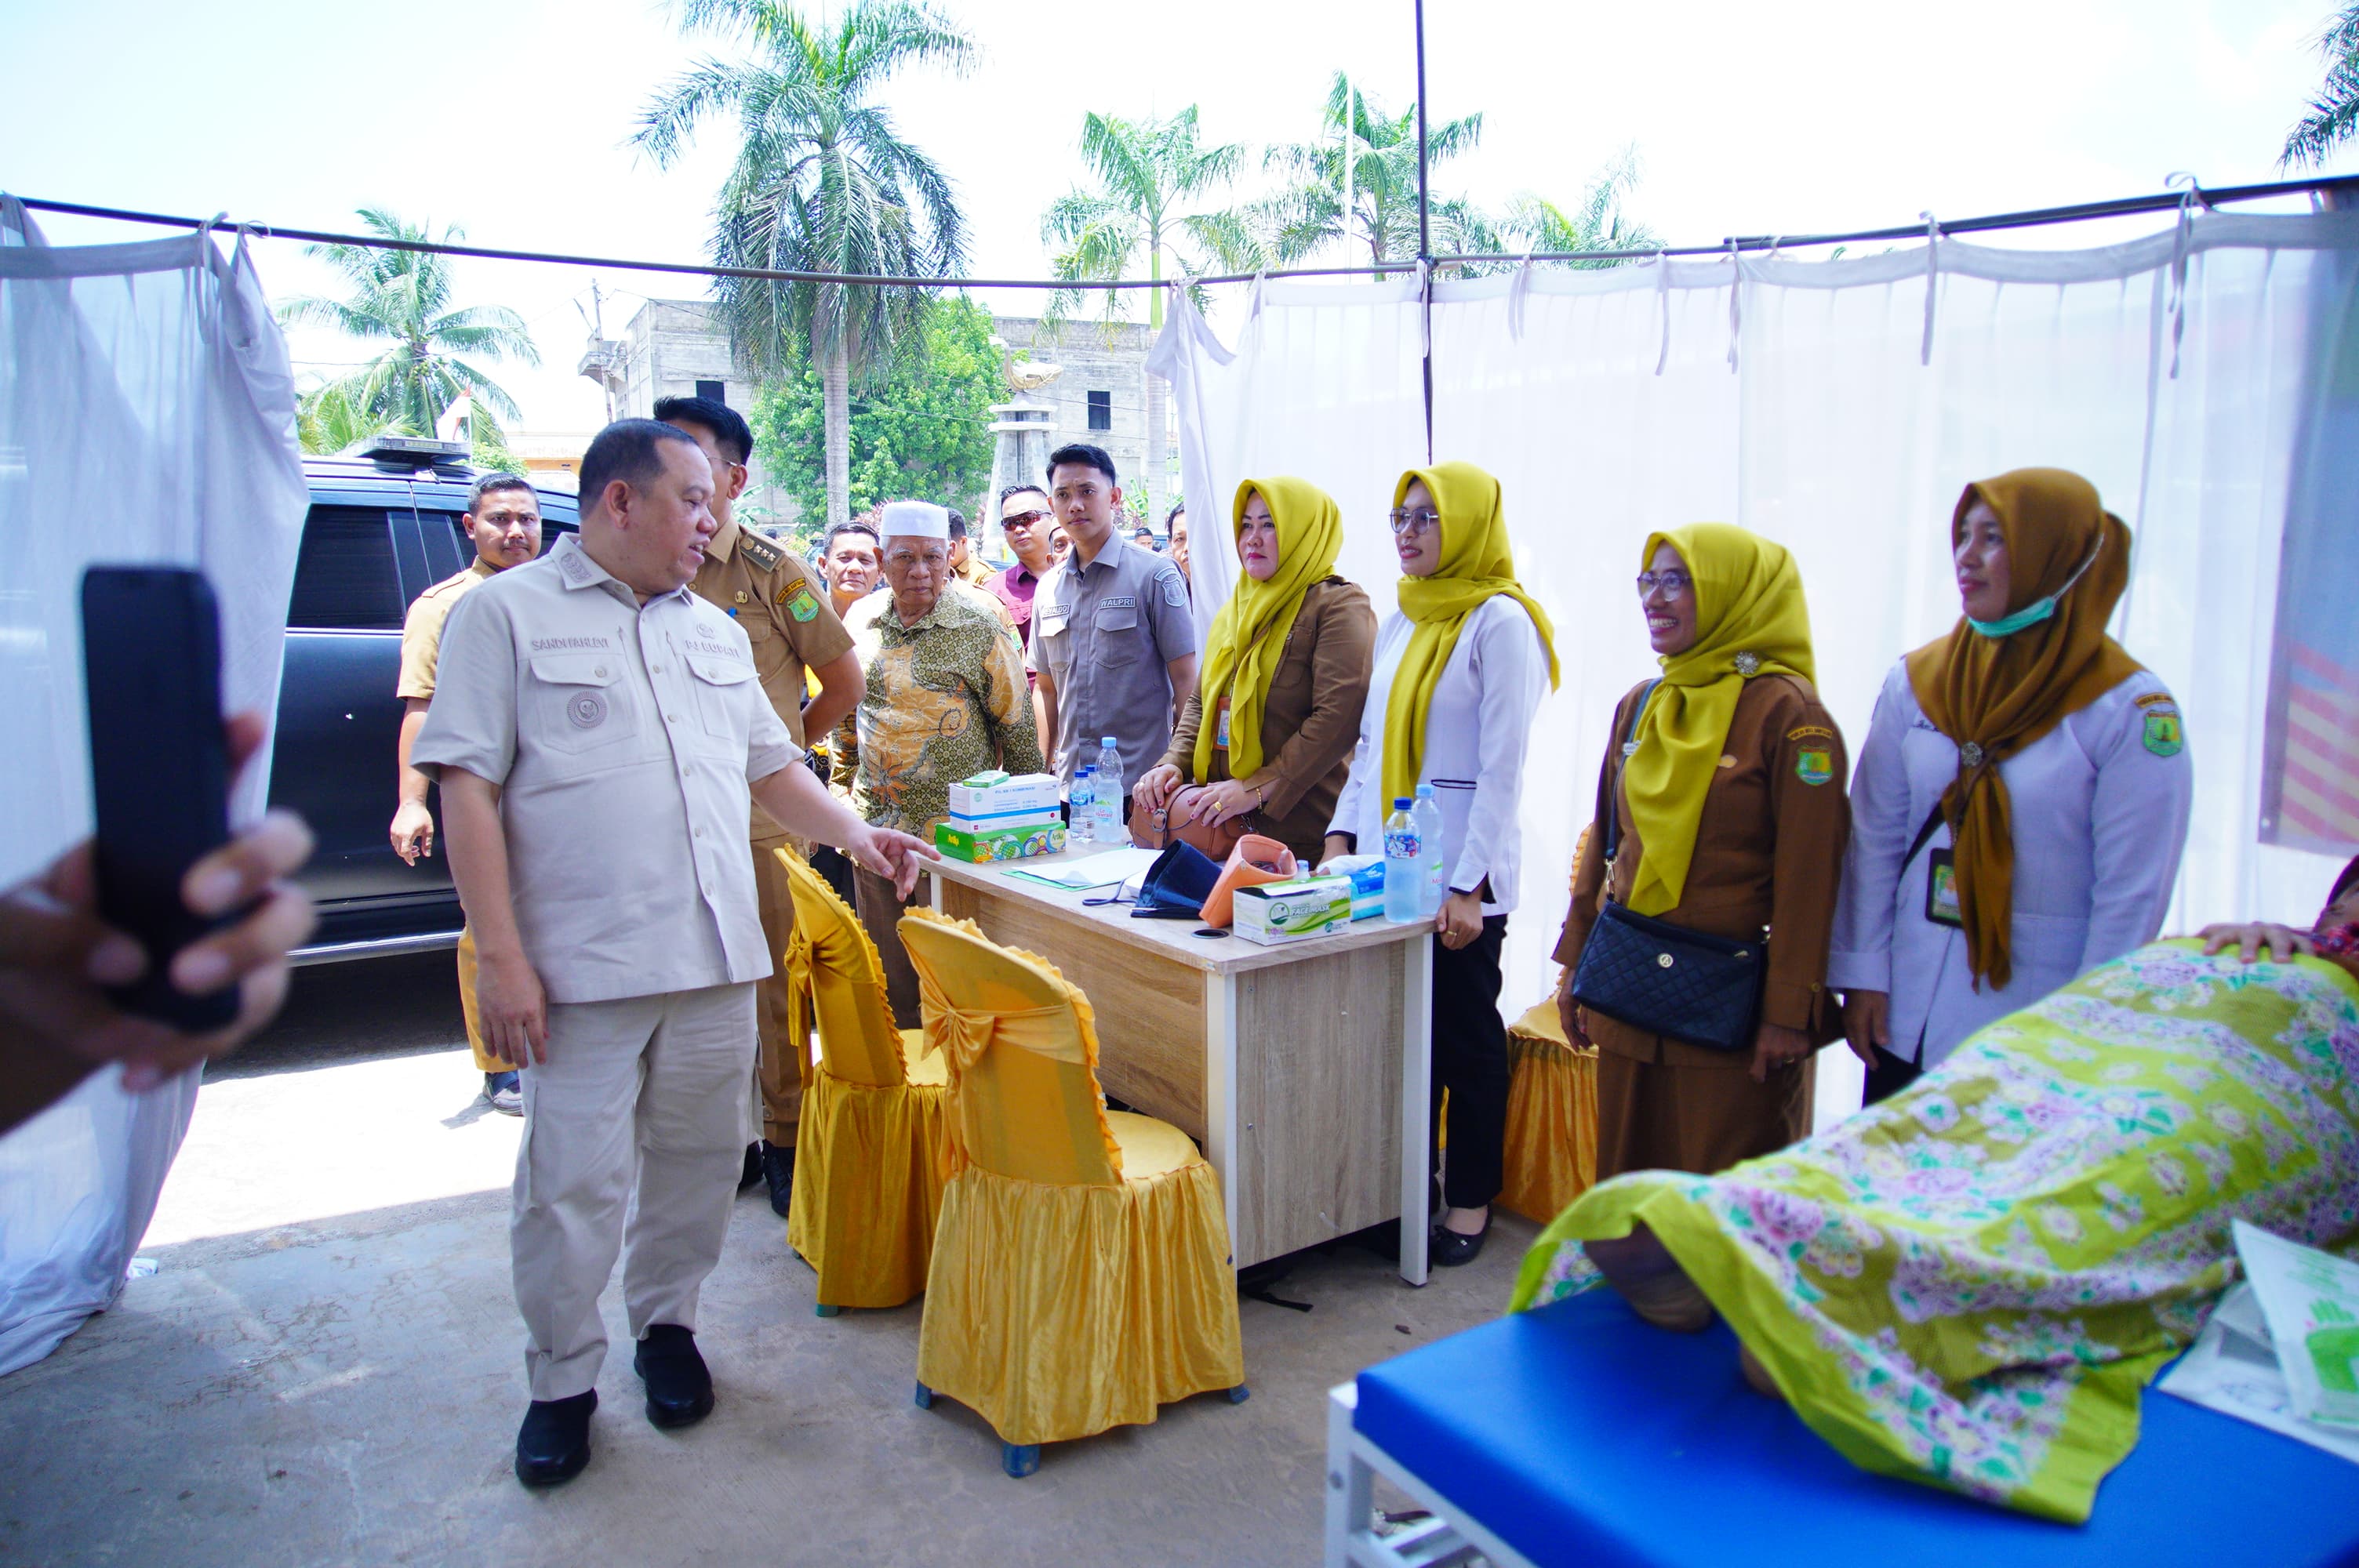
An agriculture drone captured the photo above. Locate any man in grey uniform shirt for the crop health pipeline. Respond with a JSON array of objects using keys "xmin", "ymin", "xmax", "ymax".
[
  {"xmin": 1032, "ymin": 443, "xmax": 1198, "ymax": 802},
  {"xmin": 415, "ymin": 420, "xmax": 933, "ymax": 1490}
]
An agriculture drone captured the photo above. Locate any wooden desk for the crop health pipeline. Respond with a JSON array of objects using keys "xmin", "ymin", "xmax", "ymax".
[{"xmin": 925, "ymin": 849, "xmax": 1436, "ymax": 1284}]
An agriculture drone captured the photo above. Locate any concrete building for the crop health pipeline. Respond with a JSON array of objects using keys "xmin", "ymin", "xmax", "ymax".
[{"xmin": 580, "ymin": 298, "xmax": 1172, "ymax": 548}]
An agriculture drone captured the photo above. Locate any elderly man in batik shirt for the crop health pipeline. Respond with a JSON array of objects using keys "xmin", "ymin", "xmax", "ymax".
[{"xmin": 834, "ymin": 501, "xmax": 1043, "ymax": 1024}]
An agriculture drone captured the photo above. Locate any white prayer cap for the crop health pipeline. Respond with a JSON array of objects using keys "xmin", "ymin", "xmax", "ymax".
[{"xmin": 879, "ymin": 500, "xmax": 951, "ymax": 541}]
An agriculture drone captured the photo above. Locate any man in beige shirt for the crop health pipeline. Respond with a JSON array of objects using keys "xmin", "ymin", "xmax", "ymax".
[
  {"xmin": 391, "ymin": 472, "xmax": 543, "ymax": 1115},
  {"xmin": 416, "ymin": 419, "xmax": 932, "ymax": 1490},
  {"xmin": 658, "ymin": 395, "xmax": 861, "ymax": 1219}
]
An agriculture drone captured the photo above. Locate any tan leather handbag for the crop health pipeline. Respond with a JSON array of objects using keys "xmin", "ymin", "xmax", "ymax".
[{"xmin": 1130, "ymin": 782, "xmax": 1252, "ymax": 860}]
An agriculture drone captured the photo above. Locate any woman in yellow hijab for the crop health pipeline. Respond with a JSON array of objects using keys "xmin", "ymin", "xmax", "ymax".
[
  {"xmin": 1135, "ymin": 477, "xmax": 1376, "ymax": 866},
  {"xmin": 1556, "ymin": 523, "xmax": 1850, "ymax": 1183},
  {"xmin": 1322, "ymin": 461, "xmax": 1557, "ymax": 1267},
  {"xmin": 1829, "ymin": 469, "xmax": 2192, "ymax": 1105}
]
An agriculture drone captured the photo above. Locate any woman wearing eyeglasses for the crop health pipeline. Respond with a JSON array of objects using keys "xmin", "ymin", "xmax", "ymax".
[
  {"xmin": 1323, "ymin": 463, "xmax": 1557, "ymax": 1266},
  {"xmin": 1135, "ymin": 477, "xmax": 1375, "ymax": 866},
  {"xmin": 1556, "ymin": 525, "xmax": 1849, "ymax": 1184},
  {"xmin": 1827, "ymin": 469, "xmax": 2193, "ymax": 1104}
]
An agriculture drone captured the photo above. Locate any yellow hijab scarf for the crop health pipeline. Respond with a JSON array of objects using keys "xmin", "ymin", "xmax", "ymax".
[
  {"xmin": 1382, "ymin": 461, "xmax": 1560, "ymax": 807},
  {"xmin": 1904, "ymin": 468, "xmax": 2141, "ymax": 990},
  {"xmin": 1192, "ymin": 476, "xmax": 1344, "ymax": 782},
  {"xmin": 1623, "ymin": 523, "xmax": 1816, "ymax": 916}
]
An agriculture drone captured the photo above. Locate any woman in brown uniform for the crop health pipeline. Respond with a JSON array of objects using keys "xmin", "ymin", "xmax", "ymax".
[
  {"xmin": 1133, "ymin": 476, "xmax": 1376, "ymax": 866},
  {"xmin": 1556, "ymin": 523, "xmax": 1849, "ymax": 1180}
]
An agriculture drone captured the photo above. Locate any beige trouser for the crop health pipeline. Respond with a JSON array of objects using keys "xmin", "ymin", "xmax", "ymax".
[
  {"xmin": 512, "ymin": 982, "xmax": 757, "ymax": 1402},
  {"xmin": 751, "ymin": 834, "xmax": 806, "ymax": 1146},
  {"xmin": 455, "ymin": 927, "xmax": 504, "ymax": 1075}
]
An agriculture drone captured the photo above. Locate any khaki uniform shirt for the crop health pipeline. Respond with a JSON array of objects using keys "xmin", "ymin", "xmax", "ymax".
[
  {"xmin": 1035, "ymin": 537, "xmax": 1198, "ymax": 789},
  {"xmin": 1558, "ymin": 674, "xmax": 1851, "ymax": 1068},
  {"xmin": 413, "ymin": 534, "xmax": 799, "ymax": 1005},
  {"xmin": 1161, "ymin": 576, "xmax": 1376, "ymax": 862},
  {"xmin": 953, "ymin": 553, "xmax": 995, "ymax": 590},
  {"xmin": 395, "ymin": 560, "xmax": 496, "ymax": 700},
  {"xmin": 689, "ymin": 519, "xmax": 853, "ymax": 842}
]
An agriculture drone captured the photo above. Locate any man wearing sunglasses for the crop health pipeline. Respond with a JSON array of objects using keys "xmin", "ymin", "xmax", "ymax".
[{"xmin": 988, "ymin": 484, "xmax": 1056, "ymax": 655}]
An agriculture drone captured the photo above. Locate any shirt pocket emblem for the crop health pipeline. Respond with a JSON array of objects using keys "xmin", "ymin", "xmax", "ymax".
[{"xmin": 529, "ymin": 653, "xmax": 632, "ymax": 757}]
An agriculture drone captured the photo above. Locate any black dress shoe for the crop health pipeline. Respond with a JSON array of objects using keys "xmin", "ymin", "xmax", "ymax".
[
  {"xmin": 514, "ymin": 1389, "xmax": 594, "ymax": 1487},
  {"xmin": 634, "ymin": 1324, "xmax": 714, "ymax": 1428},
  {"xmin": 759, "ymin": 1141, "xmax": 795, "ymax": 1219},
  {"xmin": 738, "ymin": 1142, "xmax": 763, "ymax": 1190},
  {"xmin": 1430, "ymin": 1214, "xmax": 1493, "ymax": 1269}
]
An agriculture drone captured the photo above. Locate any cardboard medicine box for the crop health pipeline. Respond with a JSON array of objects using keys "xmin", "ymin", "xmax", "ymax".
[
  {"xmin": 1232, "ymin": 876, "xmax": 1353, "ymax": 946},
  {"xmin": 947, "ymin": 770, "xmax": 1061, "ymax": 819},
  {"xmin": 934, "ymin": 818, "xmax": 1068, "ymax": 864}
]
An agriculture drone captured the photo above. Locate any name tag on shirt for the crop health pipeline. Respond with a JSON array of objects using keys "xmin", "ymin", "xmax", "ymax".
[
  {"xmin": 1926, "ymin": 848, "xmax": 1965, "ymax": 927},
  {"xmin": 1100, "ymin": 594, "xmax": 1138, "ymax": 610},
  {"xmin": 1215, "ymin": 695, "xmax": 1231, "ymax": 751}
]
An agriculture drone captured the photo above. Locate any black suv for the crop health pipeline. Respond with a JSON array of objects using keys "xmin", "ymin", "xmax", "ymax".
[{"xmin": 274, "ymin": 443, "xmax": 578, "ymax": 964}]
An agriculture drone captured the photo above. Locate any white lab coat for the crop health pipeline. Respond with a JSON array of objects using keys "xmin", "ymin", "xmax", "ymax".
[
  {"xmin": 1827, "ymin": 659, "xmax": 2193, "ymax": 1068},
  {"xmin": 1329, "ymin": 596, "xmax": 1550, "ymax": 916}
]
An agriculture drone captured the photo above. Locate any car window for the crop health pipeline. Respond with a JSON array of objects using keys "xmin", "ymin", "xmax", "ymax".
[{"xmin": 288, "ymin": 506, "xmax": 403, "ymax": 630}]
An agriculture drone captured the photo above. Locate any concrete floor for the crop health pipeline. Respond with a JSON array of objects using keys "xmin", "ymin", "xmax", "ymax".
[{"xmin": 0, "ymin": 953, "xmax": 1533, "ymax": 1567}]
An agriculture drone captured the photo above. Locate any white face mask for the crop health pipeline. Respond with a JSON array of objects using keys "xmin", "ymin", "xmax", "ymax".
[{"xmin": 1967, "ymin": 532, "xmax": 2106, "ymax": 638}]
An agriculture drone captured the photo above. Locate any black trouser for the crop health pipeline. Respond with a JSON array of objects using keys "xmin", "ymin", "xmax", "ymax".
[
  {"xmin": 1863, "ymin": 1044, "xmax": 1922, "ymax": 1106},
  {"xmin": 1429, "ymin": 915, "xmax": 1511, "ymax": 1211}
]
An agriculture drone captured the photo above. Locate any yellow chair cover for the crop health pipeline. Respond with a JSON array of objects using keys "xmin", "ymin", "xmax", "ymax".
[
  {"xmin": 776, "ymin": 849, "xmax": 950, "ymax": 1311},
  {"xmin": 1500, "ymin": 998, "xmax": 1598, "ymax": 1223},
  {"xmin": 900, "ymin": 908, "xmax": 1245, "ymax": 1447},
  {"xmin": 1499, "ymin": 826, "xmax": 1598, "ymax": 1222}
]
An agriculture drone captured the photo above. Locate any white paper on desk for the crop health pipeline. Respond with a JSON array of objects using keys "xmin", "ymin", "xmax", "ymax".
[
  {"xmin": 2160, "ymin": 1285, "xmax": 2359, "ymax": 1468},
  {"xmin": 2234, "ymin": 1218, "xmax": 2359, "ymax": 1428},
  {"xmin": 1004, "ymin": 846, "xmax": 1163, "ymax": 891}
]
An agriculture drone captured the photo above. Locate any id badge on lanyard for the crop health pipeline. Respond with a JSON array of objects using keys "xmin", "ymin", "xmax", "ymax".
[
  {"xmin": 1925, "ymin": 848, "xmax": 1965, "ymax": 928},
  {"xmin": 1214, "ymin": 695, "xmax": 1231, "ymax": 752}
]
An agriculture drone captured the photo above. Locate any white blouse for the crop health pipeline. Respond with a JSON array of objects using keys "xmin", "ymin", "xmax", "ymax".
[
  {"xmin": 1328, "ymin": 596, "xmax": 1550, "ymax": 916},
  {"xmin": 1827, "ymin": 658, "xmax": 2194, "ymax": 1069}
]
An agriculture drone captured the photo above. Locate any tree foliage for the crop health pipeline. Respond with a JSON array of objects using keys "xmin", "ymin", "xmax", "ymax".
[
  {"xmin": 2284, "ymin": 4, "xmax": 2359, "ymax": 168},
  {"xmin": 748, "ymin": 294, "xmax": 999, "ymax": 547},
  {"xmin": 277, "ymin": 208, "xmax": 538, "ymax": 455},
  {"xmin": 1042, "ymin": 107, "xmax": 1249, "ymax": 328},
  {"xmin": 1255, "ymin": 74, "xmax": 1489, "ymax": 267},
  {"xmin": 633, "ymin": 0, "xmax": 976, "ymax": 529}
]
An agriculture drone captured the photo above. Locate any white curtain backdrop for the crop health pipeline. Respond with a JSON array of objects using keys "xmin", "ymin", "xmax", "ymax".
[
  {"xmin": 1153, "ymin": 209, "xmax": 2359, "ymax": 1123},
  {"xmin": 0, "ymin": 199, "xmax": 306, "ymax": 1373}
]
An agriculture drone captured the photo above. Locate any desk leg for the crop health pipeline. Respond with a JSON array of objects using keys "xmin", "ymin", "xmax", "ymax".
[
  {"xmin": 1205, "ymin": 969, "xmax": 1240, "ymax": 1272},
  {"xmin": 925, "ymin": 869, "xmax": 942, "ymax": 913},
  {"xmin": 1398, "ymin": 935, "xmax": 1433, "ymax": 1287}
]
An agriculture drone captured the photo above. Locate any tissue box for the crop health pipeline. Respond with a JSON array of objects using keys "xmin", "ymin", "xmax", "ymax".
[
  {"xmin": 1325, "ymin": 855, "xmax": 1388, "ymax": 921},
  {"xmin": 947, "ymin": 770, "xmax": 1061, "ymax": 819},
  {"xmin": 935, "ymin": 818, "xmax": 1068, "ymax": 864},
  {"xmin": 947, "ymin": 805, "xmax": 1063, "ymax": 836},
  {"xmin": 1232, "ymin": 876, "xmax": 1353, "ymax": 946}
]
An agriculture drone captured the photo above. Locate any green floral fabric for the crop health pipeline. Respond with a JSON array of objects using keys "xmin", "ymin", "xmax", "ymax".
[
  {"xmin": 1511, "ymin": 941, "xmax": 2359, "ymax": 1521},
  {"xmin": 833, "ymin": 590, "xmax": 1041, "ymax": 833}
]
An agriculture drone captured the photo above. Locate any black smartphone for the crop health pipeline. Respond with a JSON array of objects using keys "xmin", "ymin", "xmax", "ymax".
[{"xmin": 81, "ymin": 566, "xmax": 239, "ymax": 1031}]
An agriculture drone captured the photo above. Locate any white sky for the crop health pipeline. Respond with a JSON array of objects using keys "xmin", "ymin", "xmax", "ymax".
[{"xmin": 5, "ymin": 0, "xmax": 2352, "ymax": 433}]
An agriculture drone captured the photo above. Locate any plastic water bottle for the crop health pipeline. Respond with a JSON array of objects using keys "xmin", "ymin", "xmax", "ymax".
[
  {"xmin": 1383, "ymin": 799, "xmax": 1423, "ymax": 923},
  {"xmin": 1093, "ymin": 737, "xmax": 1125, "ymax": 844},
  {"xmin": 1412, "ymin": 784, "xmax": 1446, "ymax": 918},
  {"xmin": 1070, "ymin": 766, "xmax": 1097, "ymax": 844}
]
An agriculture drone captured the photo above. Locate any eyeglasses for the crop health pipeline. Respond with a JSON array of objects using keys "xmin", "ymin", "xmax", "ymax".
[
  {"xmin": 1635, "ymin": 569, "xmax": 1694, "ymax": 598},
  {"xmin": 1001, "ymin": 509, "xmax": 1048, "ymax": 531},
  {"xmin": 1387, "ymin": 508, "xmax": 1441, "ymax": 537}
]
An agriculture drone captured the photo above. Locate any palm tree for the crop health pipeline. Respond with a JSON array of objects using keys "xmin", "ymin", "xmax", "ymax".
[
  {"xmin": 294, "ymin": 379, "xmax": 411, "ymax": 456},
  {"xmin": 1256, "ymin": 74, "xmax": 1487, "ymax": 268},
  {"xmin": 634, "ymin": 0, "xmax": 976, "ymax": 532},
  {"xmin": 1041, "ymin": 107, "xmax": 1247, "ymax": 524},
  {"xmin": 276, "ymin": 209, "xmax": 539, "ymax": 447},
  {"xmin": 1498, "ymin": 147, "xmax": 1662, "ymax": 267},
  {"xmin": 2284, "ymin": 3, "xmax": 2359, "ymax": 168}
]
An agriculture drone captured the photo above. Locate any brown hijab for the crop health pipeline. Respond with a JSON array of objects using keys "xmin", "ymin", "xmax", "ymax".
[{"xmin": 1905, "ymin": 468, "xmax": 2143, "ymax": 990}]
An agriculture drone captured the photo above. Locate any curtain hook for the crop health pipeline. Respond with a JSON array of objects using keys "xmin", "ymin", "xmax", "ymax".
[
  {"xmin": 1507, "ymin": 252, "xmax": 1536, "ymax": 342},
  {"xmin": 1653, "ymin": 246, "xmax": 1672, "ymax": 377},
  {"xmin": 1919, "ymin": 211, "xmax": 1940, "ymax": 368},
  {"xmin": 1725, "ymin": 238, "xmax": 1742, "ymax": 374},
  {"xmin": 2163, "ymin": 177, "xmax": 2202, "ymax": 380}
]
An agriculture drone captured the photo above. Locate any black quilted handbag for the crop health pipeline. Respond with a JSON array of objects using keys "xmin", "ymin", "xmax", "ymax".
[{"xmin": 1568, "ymin": 681, "xmax": 1765, "ymax": 1054}]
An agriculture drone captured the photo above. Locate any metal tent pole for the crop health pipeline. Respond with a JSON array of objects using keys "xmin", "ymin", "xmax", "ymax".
[{"xmin": 1414, "ymin": 0, "xmax": 1434, "ymax": 463}]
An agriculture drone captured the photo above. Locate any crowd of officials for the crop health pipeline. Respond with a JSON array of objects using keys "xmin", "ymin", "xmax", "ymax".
[{"xmin": 0, "ymin": 400, "xmax": 2218, "ymax": 1491}]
